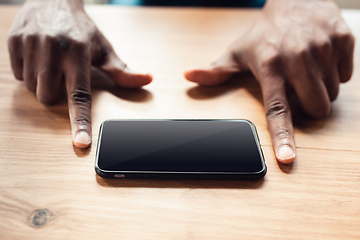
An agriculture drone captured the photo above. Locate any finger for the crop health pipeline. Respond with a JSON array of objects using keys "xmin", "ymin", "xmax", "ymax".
[
  {"xmin": 285, "ymin": 50, "xmax": 331, "ymax": 118},
  {"xmin": 94, "ymin": 45, "xmax": 152, "ymax": 88},
  {"xmin": 36, "ymin": 68, "xmax": 64, "ymax": 105},
  {"xmin": 7, "ymin": 35, "xmax": 23, "ymax": 80},
  {"xmin": 310, "ymin": 40, "xmax": 340, "ymax": 102},
  {"xmin": 338, "ymin": 37, "xmax": 354, "ymax": 83},
  {"xmin": 23, "ymin": 35, "xmax": 43, "ymax": 92},
  {"xmin": 36, "ymin": 39, "xmax": 64, "ymax": 105},
  {"xmin": 324, "ymin": 65, "xmax": 340, "ymax": 102},
  {"xmin": 261, "ymin": 75, "xmax": 296, "ymax": 164},
  {"xmin": 102, "ymin": 62, "xmax": 153, "ymax": 88},
  {"xmin": 292, "ymin": 71, "xmax": 331, "ymax": 119},
  {"xmin": 335, "ymin": 25, "xmax": 355, "ymax": 83},
  {"xmin": 184, "ymin": 49, "xmax": 247, "ymax": 86},
  {"xmin": 23, "ymin": 58, "xmax": 37, "ymax": 92},
  {"xmin": 64, "ymin": 49, "xmax": 92, "ymax": 149}
]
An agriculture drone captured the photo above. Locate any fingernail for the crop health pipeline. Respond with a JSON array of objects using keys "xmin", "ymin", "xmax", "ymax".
[
  {"xmin": 277, "ymin": 145, "xmax": 295, "ymax": 163},
  {"xmin": 75, "ymin": 132, "xmax": 91, "ymax": 146}
]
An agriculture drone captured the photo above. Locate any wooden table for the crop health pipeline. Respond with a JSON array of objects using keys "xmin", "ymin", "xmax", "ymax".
[{"xmin": 0, "ymin": 5, "xmax": 359, "ymax": 240}]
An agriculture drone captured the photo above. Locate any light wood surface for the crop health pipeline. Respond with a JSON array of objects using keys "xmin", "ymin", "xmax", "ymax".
[{"xmin": 0, "ymin": 5, "xmax": 359, "ymax": 240}]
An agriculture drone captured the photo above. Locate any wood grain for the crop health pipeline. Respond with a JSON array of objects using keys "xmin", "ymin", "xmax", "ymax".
[{"xmin": 0, "ymin": 5, "xmax": 359, "ymax": 240}]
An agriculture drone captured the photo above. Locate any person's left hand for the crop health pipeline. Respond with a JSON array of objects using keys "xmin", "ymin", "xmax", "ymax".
[{"xmin": 184, "ymin": 0, "xmax": 355, "ymax": 164}]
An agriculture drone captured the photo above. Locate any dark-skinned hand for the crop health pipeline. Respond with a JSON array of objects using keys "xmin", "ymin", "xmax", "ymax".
[
  {"xmin": 8, "ymin": 0, "xmax": 152, "ymax": 148},
  {"xmin": 185, "ymin": 0, "xmax": 354, "ymax": 164}
]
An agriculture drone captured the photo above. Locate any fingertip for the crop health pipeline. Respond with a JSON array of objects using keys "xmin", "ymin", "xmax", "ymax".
[
  {"xmin": 74, "ymin": 131, "xmax": 91, "ymax": 148},
  {"xmin": 339, "ymin": 62, "xmax": 353, "ymax": 83},
  {"xmin": 184, "ymin": 68, "xmax": 221, "ymax": 86},
  {"xmin": 141, "ymin": 73, "xmax": 153, "ymax": 85},
  {"xmin": 111, "ymin": 69, "xmax": 153, "ymax": 88},
  {"xmin": 183, "ymin": 69, "xmax": 195, "ymax": 82},
  {"xmin": 184, "ymin": 68, "xmax": 205, "ymax": 82},
  {"xmin": 127, "ymin": 72, "xmax": 153, "ymax": 88},
  {"xmin": 14, "ymin": 72, "xmax": 24, "ymax": 81},
  {"xmin": 184, "ymin": 69, "xmax": 198, "ymax": 83},
  {"xmin": 276, "ymin": 145, "xmax": 296, "ymax": 164}
]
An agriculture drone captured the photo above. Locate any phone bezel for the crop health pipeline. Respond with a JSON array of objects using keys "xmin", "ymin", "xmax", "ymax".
[{"xmin": 95, "ymin": 119, "xmax": 267, "ymax": 179}]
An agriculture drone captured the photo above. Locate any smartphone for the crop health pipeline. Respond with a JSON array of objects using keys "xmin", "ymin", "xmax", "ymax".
[{"xmin": 95, "ymin": 119, "xmax": 266, "ymax": 179}]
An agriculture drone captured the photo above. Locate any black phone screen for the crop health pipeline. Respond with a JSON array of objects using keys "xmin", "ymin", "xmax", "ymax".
[{"xmin": 96, "ymin": 120, "xmax": 266, "ymax": 178}]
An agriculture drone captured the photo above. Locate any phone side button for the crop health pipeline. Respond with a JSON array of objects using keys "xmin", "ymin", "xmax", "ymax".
[{"xmin": 114, "ymin": 174, "xmax": 125, "ymax": 178}]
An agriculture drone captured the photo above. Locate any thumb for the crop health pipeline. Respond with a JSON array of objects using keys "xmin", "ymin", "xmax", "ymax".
[
  {"xmin": 94, "ymin": 43, "xmax": 152, "ymax": 88},
  {"xmin": 184, "ymin": 48, "xmax": 248, "ymax": 86}
]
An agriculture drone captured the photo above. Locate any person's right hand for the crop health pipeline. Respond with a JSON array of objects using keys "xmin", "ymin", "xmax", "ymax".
[{"xmin": 7, "ymin": 0, "xmax": 152, "ymax": 148}]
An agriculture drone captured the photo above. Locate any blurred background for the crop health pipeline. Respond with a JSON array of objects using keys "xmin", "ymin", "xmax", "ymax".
[{"xmin": 0, "ymin": 0, "xmax": 359, "ymax": 8}]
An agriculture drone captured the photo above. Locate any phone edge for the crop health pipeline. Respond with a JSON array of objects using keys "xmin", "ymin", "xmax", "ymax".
[{"xmin": 94, "ymin": 119, "xmax": 267, "ymax": 180}]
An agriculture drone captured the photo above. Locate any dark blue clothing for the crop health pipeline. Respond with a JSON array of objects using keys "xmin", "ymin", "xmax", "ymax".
[{"xmin": 109, "ymin": 0, "xmax": 265, "ymax": 8}]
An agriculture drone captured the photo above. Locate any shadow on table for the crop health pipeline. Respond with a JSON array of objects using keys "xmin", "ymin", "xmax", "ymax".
[
  {"xmin": 276, "ymin": 161, "xmax": 294, "ymax": 174},
  {"xmin": 96, "ymin": 174, "xmax": 265, "ymax": 189}
]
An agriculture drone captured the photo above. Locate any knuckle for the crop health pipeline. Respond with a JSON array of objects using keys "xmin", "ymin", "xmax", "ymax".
[
  {"xmin": 72, "ymin": 114, "xmax": 91, "ymax": 127},
  {"xmin": 280, "ymin": 43, "xmax": 309, "ymax": 66},
  {"xmin": 71, "ymin": 40, "xmax": 88, "ymax": 49},
  {"xmin": 292, "ymin": 45, "xmax": 308, "ymax": 59},
  {"xmin": 70, "ymin": 40, "xmax": 90, "ymax": 57},
  {"xmin": 44, "ymin": 34, "xmax": 89, "ymax": 55},
  {"xmin": 7, "ymin": 34, "xmax": 22, "ymax": 51},
  {"xmin": 275, "ymin": 127, "xmax": 291, "ymax": 140},
  {"xmin": 45, "ymin": 34, "xmax": 89, "ymax": 52},
  {"xmin": 45, "ymin": 35, "xmax": 71, "ymax": 52},
  {"xmin": 44, "ymin": 34, "xmax": 89, "ymax": 57},
  {"xmin": 70, "ymin": 88, "xmax": 92, "ymax": 105},
  {"xmin": 23, "ymin": 34, "xmax": 40, "ymax": 49},
  {"xmin": 228, "ymin": 49, "xmax": 243, "ymax": 65},
  {"xmin": 265, "ymin": 100, "xmax": 290, "ymax": 119},
  {"xmin": 91, "ymin": 46, "xmax": 111, "ymax": 66},
  {"xmin": 337, "ymin": 31, "xmax": 352, "ymax": 42},
  {"xmin": 282, "ymin": 42, "xmax": 307, "ymax": 58},
  {"xmin": 312, "ymin": 39, "xmax": 332, "ymax": 55},
  {"xmin": 333, "ymin": 30, "xmax": 354, "ymax": 45},
  {"xmin": 71, "ymin": 108, "xmax": 91, "ymax": 126},
  {"xmin": 44, "ymin": 35, "xmax": 57, "ymax": 45},
  {"xmin": 257, "ymin": 54, "xmax": 282, "ymax": 77},
  {"xmin": 261, "ymin": 53, "xmax": 281, "ymax": 69}
]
